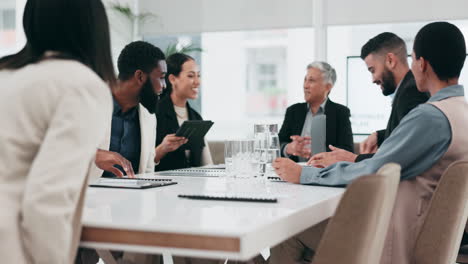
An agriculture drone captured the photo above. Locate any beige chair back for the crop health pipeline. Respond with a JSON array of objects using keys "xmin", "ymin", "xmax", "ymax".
[
  {"xmin": 313, "ymin": 163, "xmax": 401, "ymax": 264},
  {"xmin": 413, "ymin": 161, "xmax": 468, "ymax": 264},
  {"xmin": 208, "ymin": 140, "xmax": 225, "ymax": 165}
]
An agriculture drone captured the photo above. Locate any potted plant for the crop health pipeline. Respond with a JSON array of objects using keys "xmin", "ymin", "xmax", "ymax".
[{"xmin": 108, "ymin": 2, "xmax": 156, "ymax": 41}]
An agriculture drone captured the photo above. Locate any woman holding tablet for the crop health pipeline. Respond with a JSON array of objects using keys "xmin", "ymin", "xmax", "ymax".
[{"xmin": 155, "ymin": 53, "xmax": 213, "ymax": 171}]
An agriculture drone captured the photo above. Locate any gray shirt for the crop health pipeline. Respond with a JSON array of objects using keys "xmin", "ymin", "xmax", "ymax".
[
  {"xmin": 284, "ymin": 99, "xmax": 327, "ymax": 161},
  {"xmin": 300, "ymin": 85, "xmax": 463, "ymax": 186}
]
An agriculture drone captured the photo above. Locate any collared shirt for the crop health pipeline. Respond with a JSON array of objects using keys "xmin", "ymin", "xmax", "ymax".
[
  {"xmin": 102, "ymin": 99, "xmax": 141, "ymax": 177},
  {"xmin": 300, "ymin": 99, "xmax": 327, "ymax": 160},
  {"xmin": 388, "ymin": 77, "xmax": 404, "ymax": 102},
  {"xmin": 300, "ymin": 85, "xmax": 463, "ymax": 186},
  {"xmin": 283, "ymin": 99, "xmax": 328, "ymax": 160}
]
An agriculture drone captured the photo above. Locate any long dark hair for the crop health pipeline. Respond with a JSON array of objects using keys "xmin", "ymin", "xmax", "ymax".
[
  {"xmin": 161, "ymin": 52, "xmax": 194, "ymax": 97},
  {"xmin": 0, "ymin": 0, "xmax": 116, "ymax": 87}
]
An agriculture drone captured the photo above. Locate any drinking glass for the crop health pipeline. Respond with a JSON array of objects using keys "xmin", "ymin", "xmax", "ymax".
[
  {"xmin": 254, "ymin": 124, "xmax": 280, "ymax": 178},
  {"xmin": 224, "ymin": 140, "xmax": 234, "ymax": 177},
  {"xmin": 231, "ymin": 140, "xmax": 243, "ymax": 178},
  {"xmin": 262, "ymin": 148, "xmax": 281, "ymax": 177},
  {"xmin": 302, "ymin": 129, "xmax": 312, "ymax": 159},
  {"xmin": 238, "ymin": 139, "xmax": 255, "ymax": 178}
]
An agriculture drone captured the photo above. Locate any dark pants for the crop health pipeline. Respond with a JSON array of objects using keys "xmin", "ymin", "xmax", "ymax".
[
  {"xmin": 461, "ymin": 231, "xmax": 468, "ymax": 247},
  {"xmin": 75, "ymin": 248, "xmax": 124, "ymax": 264}
]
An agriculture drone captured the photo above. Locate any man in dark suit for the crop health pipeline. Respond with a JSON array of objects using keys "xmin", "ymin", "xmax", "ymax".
[
  {"xmin": 309, "ymin": 32, "xmax": 429, "ymax": 167},
  {"xmin": 279, "ymin": 61, "xmax": 354, "ymax": 162}
]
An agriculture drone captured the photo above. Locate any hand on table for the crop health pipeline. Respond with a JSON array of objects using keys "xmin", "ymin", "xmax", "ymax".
[
  {"xmin": 95, "ymin": 149, "xmax": 135, "ymax": 178},
  {"xmin": 307, "ymin": 145, "xmax": 357, "ymax": 168},
  {"xmin": 272, "ymin": 158, "xmax": 302, "ymax": 184}
]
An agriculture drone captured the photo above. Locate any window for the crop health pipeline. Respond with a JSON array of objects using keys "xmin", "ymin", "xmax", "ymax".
[
  {"xmin": 328, "ymin": 21, "xmax": 428, "ymax": 138},
  {"xmin": 0, "ymin": 0, "xmax": 25, "ymax": 58},
  {"xmin": 0, "ymin": 8, "xmax": 16, "ymax": 56},
  {"xmin": 246, "ymin": 47, "xmax": 287, "ymax": 116},
  {"xmin": 201, "ymin": 28, "xmax": 314, "ymax": 140},
  {"xmin": 328, "ymin": 20, "xmax": 468, "ymax": 138},
  {"xmin": 144, "ymin": 28, "xmax": 315, "ymax": 140}
]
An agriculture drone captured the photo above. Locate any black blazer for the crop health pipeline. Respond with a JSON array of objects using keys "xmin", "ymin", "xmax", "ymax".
[
  {"xmin": 155, "ymin": 95, "xmax": 205, "ymax": 171},
  {"xmin": 356, "ymin": 71, "xmax": 429, "ymax": 162},
  {"xmin": 278, "ymin": 99, "xmax": 354, "ymax": 162}
]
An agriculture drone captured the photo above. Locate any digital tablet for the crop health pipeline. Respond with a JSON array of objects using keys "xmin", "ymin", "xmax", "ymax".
[{"xmin": 175, "ymin": 120, "xmax": 214, "ymax": 143}]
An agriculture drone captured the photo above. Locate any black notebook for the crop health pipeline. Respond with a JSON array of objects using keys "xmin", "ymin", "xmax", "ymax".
[
  {"xmin": 268, "ymin": 176, "xmax": 286, "ymax": 182},
  {"xmin": 90, "ymin": 178, "xmax": 177, "ymax": 189},
  {"xmin": 175, "ymin": 120, "xmax": 214, "ymax": 144},
  {"xmin": 178, "ymin": 194, "xmax": 277, "ymax": 203}
]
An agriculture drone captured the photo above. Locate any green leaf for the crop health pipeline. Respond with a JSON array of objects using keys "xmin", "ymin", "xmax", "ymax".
[
  {"xmin": 108, "ymin": 2, "xmax": 157, "ymax": 22},
  {"xmin": 165, "ymin": 43, "xmax": 203, "ymax": 57},
  {"xmin": 109, "ymin": 2, "xmax": 136, "ymax": 20}
]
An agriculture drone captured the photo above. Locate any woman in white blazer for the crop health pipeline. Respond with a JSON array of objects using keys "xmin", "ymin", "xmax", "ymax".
[{"xmin": 0, "ymin": 0, "xmax": 115, "ymax": 263}]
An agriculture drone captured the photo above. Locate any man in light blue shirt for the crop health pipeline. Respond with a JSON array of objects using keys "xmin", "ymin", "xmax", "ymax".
[{"xmin": 277, "ymin": 86, "xmax": 454, "ymax": 186}]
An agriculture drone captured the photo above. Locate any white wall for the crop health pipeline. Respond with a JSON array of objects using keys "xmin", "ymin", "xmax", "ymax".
[
  {"xmin": 15, "ymin": 0, "xmax": 25, "ymax": 43},
  {"xmin": 326, "ymin": 0, "xmax": 468, "ymax": 25},
  {"xmin": 201, "ymin": 32, "xmax": 246, "ymax": 139},
  {"xmin": 140, "ymin": 0, "xmax": 314, "ymax": 35},
  {"xmin": 139, "ymin": 0, "xmax": 468, "ymax": 36},
  {"xmin": 102, "ymin": 0, "xmax": 136, "ymax": 67},
  {"xmin": 0, "ymin": 0, "xmax": 15, "ymax": 9}
]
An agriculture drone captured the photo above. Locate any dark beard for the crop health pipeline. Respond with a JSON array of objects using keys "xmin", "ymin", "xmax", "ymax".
[
  {"xmin": 381, "ymin": 68, "xmax": 397, "ymax": 96},
  {"xmin": 139, "ymin": 79, "xmax": 159, "ymax": 114}
]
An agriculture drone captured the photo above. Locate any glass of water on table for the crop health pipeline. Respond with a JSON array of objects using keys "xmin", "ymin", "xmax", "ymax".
[
  {"xmin": 254, "ymin": 124, "xmax": 281, "ymax": 178},
  {"xmin": 224, "ymin": 140, "xmax": 234, "ymax": 178}
]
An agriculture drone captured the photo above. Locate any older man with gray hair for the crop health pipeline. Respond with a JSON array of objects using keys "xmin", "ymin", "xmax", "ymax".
[{"xmin": 278, "ymin": 61, "xmax": 354, "ymax": 162}]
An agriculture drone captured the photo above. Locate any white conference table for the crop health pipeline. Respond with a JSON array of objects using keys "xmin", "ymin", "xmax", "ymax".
[{"xmin": 80, "ymin": 174, "xmax": 344, "ymax": 261}]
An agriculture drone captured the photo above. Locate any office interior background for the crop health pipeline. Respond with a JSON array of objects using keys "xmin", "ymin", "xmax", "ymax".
[{"xmin": 2, "ymin": 0, "xmax": 468, "ymax": 142}]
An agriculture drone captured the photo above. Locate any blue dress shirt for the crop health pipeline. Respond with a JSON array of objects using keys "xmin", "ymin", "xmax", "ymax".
[
  {"xmin": 102, "ymin": 99, "xmax": 141, "ymax": 177},
  {"xmin": 300, "ymin": 85, "xmax": 464, "ymax": 186}
]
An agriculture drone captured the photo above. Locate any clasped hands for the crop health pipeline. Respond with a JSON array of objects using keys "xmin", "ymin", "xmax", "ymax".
[
  {"xmin": 273, "ymin": 144, "xmax": 357, "ymax": 184},
  {"xmin": 306, "ymin": 132, "xmax": 378, "ymax": 168},
  {"xmin": 307, "ymin": 145, "xmax": 357, "ymax": 168},
  {"xmin": 273, "ymin": 134, "xmax": 366, "ymax": 183},
  {"xmin": 285, "ymin": 135, "xmax": 312, "ymax": 158}
]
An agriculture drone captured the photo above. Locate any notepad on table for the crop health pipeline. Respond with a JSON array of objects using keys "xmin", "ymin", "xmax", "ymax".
[{"xmin": 90, "ymin": 178, "xmax": 177, "ymax": 189}]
